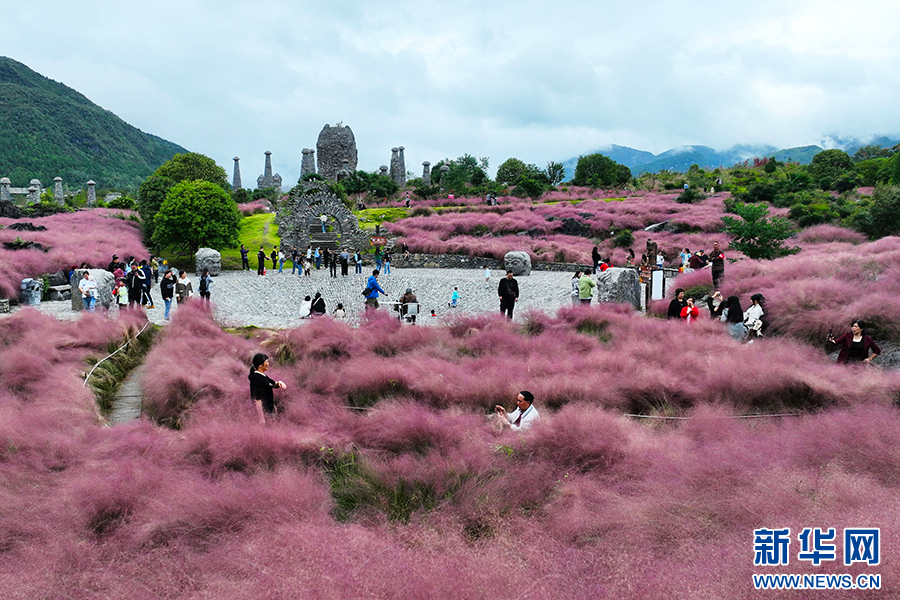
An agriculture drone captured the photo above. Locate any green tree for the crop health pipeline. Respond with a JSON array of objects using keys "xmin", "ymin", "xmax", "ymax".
[
  {"xmin": 496, "ymin": 158, "xmax": 528, "ymax": 185},
  {"xmin": 721, "ymin": 202, "xmax": 800, "ymax": 260},
  {"xmin": 852, "ymin": 144, "xmax": 894, "ymax": 162},
  {"xmin": 891, "ymin": 154, "xmax": 900, "ymax": 185},
  {"xmin": 573, "ymin": 154, "xmax": 631, "ymax": 188},
  {"xmin": 137, "ymin": 175, "xmax": 174, "ymax": 240},
  {"xmin": 432, "ymin": 154, "xmax": 490, "ymax": 191},
  {"xmin": 152, "ymin": 180, "xmax": 241, "ymax": 257},
  {"xmin": 152, "ymin": 152, "xmax": 229, "ymax": 190},
  {"xmin": 545, "ymin": 161, "xmax": 566, "ymax": 186},
  {"xmin": 808, "ymin": 149, "xmax": 853, "ymax": 191},
  {"xmin": 854, "ymin": 185, "xmax": 900, "ymax": 238}
]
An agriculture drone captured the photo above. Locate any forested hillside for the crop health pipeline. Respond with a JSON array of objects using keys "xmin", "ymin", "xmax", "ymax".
[{"xmin": 0, "ymin": 56, "xmax": 187, "ymax": 190}]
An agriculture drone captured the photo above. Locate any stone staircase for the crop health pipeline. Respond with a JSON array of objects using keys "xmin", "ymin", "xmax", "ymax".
[{"xmin": 308, "ymin": 227, "xmax": 340, "ymax": 250}]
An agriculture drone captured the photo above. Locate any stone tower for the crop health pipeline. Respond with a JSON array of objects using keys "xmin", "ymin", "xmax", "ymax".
[
  {"xmin": 256, "ymin": 151, "xmax": 282, "ymax": 193},
  {"xmin": 422, "ymin": 161, "xmax": 431, "ymax": 186},
  {"xmin": 300, "ymin": 148, "xmax": 316, "ymax": 177},
  {"xmin": 316, "ymin": 124, "xmax": 358, "ymax": 181},
  {"xmin": 54, "ymin": 177, "xmax": 64, "ymax": 205},
  {"xmin": 397, "ymin": 146, "xmax": 406, "ymax": 187},
  {"xmin": 233, "ymin": 157, "xmax": 242, "ymax": 190}
]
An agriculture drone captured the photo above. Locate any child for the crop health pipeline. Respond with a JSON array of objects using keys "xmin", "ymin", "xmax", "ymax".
[
  {"xmin": 114, "ymin": 279, "xmax": 129, "ymax": 311},
  {"xmin": 484, "ymin": 267, "xmax": 491, "ymax": 286},
  {"xmin": 448, "ymin": 287, "xmax": 461, "ymax": 308},
  {"xmin": 430, "ymin": 309, "xmax": 437, "ymax": 318}
]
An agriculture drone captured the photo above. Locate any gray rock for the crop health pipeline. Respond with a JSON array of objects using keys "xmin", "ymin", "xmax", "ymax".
[
  {"xmin": 644, "ymin": 220, "xmax": 669, "ymax": 233},
  {"xmin": 47, "ymin": 270, "xmax": 68, "ymax": 286},
  {"xmin": 0, "ymin": 299, "xmax": 9, "ymax": 313},
  {"xmin": 20, "ymin": 278, "xmax": 42, "ymax": 305},
  {"xmin": 71, "ymin": 269, "xmax": 115, "ymax": 311},
  {"xmin": 316, "ymin": 124, "xmax": 358, "ymax": 181},
  {"xmin": 195, "ymin": 247, "xmax": 222, "ymax": 276},
  {"xmin": 504, "ymin": 251, "xmax": 532, "ymax": 276},
  {"xmin": 48, "ymin": 285, "xmax": 71, "ymax": 301},
  {"xmin": 596, "ymin": 267, "xmax": 641, "ymax": 309}
]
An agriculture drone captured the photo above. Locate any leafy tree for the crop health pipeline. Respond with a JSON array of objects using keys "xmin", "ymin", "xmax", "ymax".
[
  {"xmin": 808, "ymin": 149, "xmax": 853, "ymax": 191},
  {"xmin": 107, "ymin": 195, "xmax": 136, "ymax": 210},
  {"xmin": 512, "ymin": 177, "xmax": 546, "ymax": 199},
  {"xmin": 612, "ymin": 229, "xmax": 634, "ymax": 248},
  {"xmin": 152, "ymin": 152, "xmax": 229, "ymax": 190},
  {"xmin": 573, "ymin": 154, "xmax": 631, "ymax": 188},
  {"xmin": 852, "ymin": 144, "xmax": 894, "ymax": 162},
  {"xmin": 342, "ymin": 170, "xmax": 399, "ymax": 199},
  {"xmin": 854, "ymin": 158, "xmax": 892, "ymax": 187},
  {"xmin": 137, "ymin": 175, "xmax": 174, "ymax": 240},
  {"xmin": 546, "ymin": 161, "xmax": 566, "ymax": 186},
  {"xmin": 764, "ymin": 157, "xmax": 778, "ymax": 174},
  {"xmin": 496, "ymin": 158, "xmax": 528, "ymax": 185},
  {"xmin": 891, "ymin": 154, "xmax": 900, "ymax": 185},
  {"xmin": 853, "ymin": 185, "xmax": 900, "ymax": 238},
  {"xmin": 721, "ymin": 202, "xmax": 800, "ymax": 260},
  {"xmin": 432, "ymin": 154, "xmax": 490, "ymax": 191},
  {"xmin": 152, "ymin": 180, "xmax": 241, "ymax": 257},
  {"xmin": 232, "ymin": 188, "xmax": 251, "ymax": 204}
]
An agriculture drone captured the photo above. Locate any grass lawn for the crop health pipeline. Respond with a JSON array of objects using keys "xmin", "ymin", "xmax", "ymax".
[
  {"xmin": 220, "ymin": 214, "xmax": 280, "ymax": 269},
  {"xmin": 355, "ymin": 207, "xmax": 408, "ymax": 230}
]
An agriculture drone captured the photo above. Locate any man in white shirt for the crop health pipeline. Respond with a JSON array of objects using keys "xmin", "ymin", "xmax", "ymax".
[
  {"xmin": 78, "ymin": 272, "xmax": 97, "ymax": 312},
  {"xmin": 494, "ymin": 391, "xmax": 539, "ymax": 431}
]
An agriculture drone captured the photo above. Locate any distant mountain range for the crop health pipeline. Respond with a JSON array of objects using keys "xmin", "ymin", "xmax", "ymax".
[
  {"xmin": 562, "ymin": 136, "xmax": 900, "ymax": 180},
  {"xmin": 0, "ymin": 56, "xmax": 187, "ymax": 191}
]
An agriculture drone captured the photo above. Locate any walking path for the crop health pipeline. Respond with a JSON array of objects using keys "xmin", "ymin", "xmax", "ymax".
[{"xmin": 109, "ymin": 364, "xmax": 144, "ymax": 424}]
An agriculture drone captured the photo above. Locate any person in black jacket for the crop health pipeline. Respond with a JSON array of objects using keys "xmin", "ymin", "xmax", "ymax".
[
  {"xmin": 667, "ymin": 288, "xmax": 686, "ymax": 320},
  {"xmin": 498, "ymin": 270, "xmax": 519, "ymax": 319},
  {"xmin": 248, "ymin": 353, "xmax": 286, "ymax": 424},
  {"xmin": 257, "ymin": 247, "xmax": 266, "ymax": 276},
  {"xmin": 160, "ymin": 270, "xmax": 175, "ymax": 320},
  {"xmin": 310, "ymin": 292, "xmax": 326, "ymax": 316}
]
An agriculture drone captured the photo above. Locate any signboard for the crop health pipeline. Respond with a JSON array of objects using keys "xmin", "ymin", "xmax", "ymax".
[{"xmin": 370, "ymin": 237, "xmax": 386, "ymax": 246}]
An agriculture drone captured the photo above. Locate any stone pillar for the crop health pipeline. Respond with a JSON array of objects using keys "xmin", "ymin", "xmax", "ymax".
[
  {"xmin": 439, "ymin": 165, "xmax": 450, "ymax": 190},
  {"xmin": 389, "ymin": 147, "xmax": 400, "ymax": 185},
  {"xmin": 29, "ymin": 179, "xmax": 42, "ymax": 202},
  {"xmin": 233, "ymin": 157, "xmax": 242, "ymax": 190},
  {"xmin": 26, "ymin": 186, "xmax": 39, "ymax": 204},
  {"xmin": 264, "ymin": 151, "xmax": 273, "ymax": 181},
  {"xmin": 379, "ymin": 165, "xmax": 389, "ymax": 178},
  {"xmin": 397, "ymin": 146, "xmax": 406, "ymax": 187},
  {"xmin": 273, "ymin": 174, "xmax": 282, "ymax": 194},
  {"xmin": 0, "ymin": 177, "xmax": 10, "ymax": 202},
  {"xmin": 87, "ymin": 180, "xmax": 96, "ymax": 206},
  {"xmin": 54, "ymin": 177, "xmax": 64, "ymax": 205},
  {"xmin": 301, "ymin": 148, "xmax": 316, "ymax": 177},
  {"xmin": 422, "ymin": 162, "xmax": 431, "ymax": 186}
]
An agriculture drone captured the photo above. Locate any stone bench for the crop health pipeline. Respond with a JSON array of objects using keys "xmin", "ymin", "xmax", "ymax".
[{"xmin": 48, "ymin": 284, "xmax": 71, "ymax": 301}]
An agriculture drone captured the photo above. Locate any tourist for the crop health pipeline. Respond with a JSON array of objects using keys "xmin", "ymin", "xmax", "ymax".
[
  {"xmin": 299, "ymin": 295, "xmax": 312, "ymax": 318},
  {"xmin": 578, "ymin": 271, "xmax": 595, "ymax": 305},
  {"xmin": 706, "ymin": 293, "xmax": 748, "ymax": 342},
  {"xmin": 314, "ymin": 247, "xmax": 321, "ymax": 269},
  {"xmin": 667, "ymin": 288, "xmax": 686, "ymax": 320},
  {"xmin": 249, "ymin": 353, "xmax": 286, "ymax": 424},
  {"xmin": 290, "ymin": 246, "xmax": 299, "ymax": 274},
  {"xmin": 383, "ymin": 250, "xmax": 392, "ymax": 274},
  {"xmin": 625, "ymin": 248, "xmax": 636, "ymax": 268},
  {"xmin": 158, "ymin": 259, "xmax": 169, "ymax": 281},
  {"xmin": 399, "ymin": 288, "xmax": 418, "ymax": 323},
  {"xmin": 591, "ymin": 246, "xmax": 601, "ymax": 274},
  {"xmin": 78, "ymin": 271, "xmax": 97, "ymax": 312},
  {"xmin": 827, "ymin": 321, "xmax": 881, "ymax": 365},
  {"xmin": 340, "ymin": 248, "xmax": 349, "ymax": 276},
  {"xmin": 448, "ymin": 286, "xmax": 461, "ymax": 308},
  {"xmin": 149, "ymin": 255, "xmax": 159, "ymax": 283},
  {"xmin": 494, "ymin": 391, "xmax": 539, "ymax": 431},
  {"xmin": 744, "ymin": 294, "xmax": 765, "ymax": 338},
  {"xmin": 257, "ymin": 246, "xmax": 266, "ymax": 275},
  {"xmin": 364, "ymin": 269, "xmax": 387, "ymax": 310},
  {"xmin": 277, "ymin": 248, "xmax": 285, "ymax": 273},
  {"xmin": 198, "ymin": 268, "xmax": 212, "ymax": 302},
  {"xmin": 333, "ymin": 303, "xmax": 346, "ymax": 318},
  {"xmin": 160, "ymin": 270, "xmax": 175, "ymax": 319},
  {"xmin": 303, "ymin": 258, "xmax": 311, "ymax": 277},
  {"xmin": 680, "ymin": 298, "xmax": 699, "ymax": 323},
  {"xmin": 688, "ymin": 250, "xmax": 707, "ymax": 271},
  {"xmin": 571, "ymin": 271, "xmax": 581, "ymax": 306},
  {"xmin": 484, "ymin": 267, "xmax": 491, "ymax": 286},
  {"xmin": 329, "ymin": 251, "xmax": 338, "ymax": 278},
  {"xmin": 402, "ymin": 242, "xmax": 410, "ymax": 259},
  {"xmin": 323, "ymin": 248, "xmax": 331, "ymax": 270},
  {"xmin": 708, "ymin": 241, "xmax": 725, "ymax": 289},
  {"xmin": 430, "ymin": 309, "xmax": 437, "ymax": 318},
  {"xmin": 114, "ymin": 279, "xmax": 129, "ymax": 312},
  {"xmin": 498, "ymin": 270, "xmax": 519, "ymax": 319},
  {"xmin": 320, "ymin": 213, "xmax": 327, "ymax": 233},
  {"xmin": 106, "ymin": 254, "xmax": 119, "ymax": 273},
  {"xmin": 679, "ymin": 248, "xmax": 691, "ymax": 269},
  {"xmin": 140, "ymin": 260, "xmax": 155, "ymax": 308},
  {"xmin": 270, "ymin": 247, "xmax": 278, "ymax": 271},
  {"xmin": 175, "ymin": 270, "xmax": 193, "ymax": 304},
  {"xmin": 374, "ymin": 247, "xmax": 383, "ymax": 271},
  {"xmin": 310, "ymin": 292, "xmax": 326, "ymax": 316},
  {"xmin": 126, "ymin": 262, "xmax": 146, "ymax": 308},
  {"xmin": 240, "ymin": 244, "xmax": 250, "ymax": 271},
  {"xmin": 354, "ymin": 250, "xmax": 362, "ymax": 275}
]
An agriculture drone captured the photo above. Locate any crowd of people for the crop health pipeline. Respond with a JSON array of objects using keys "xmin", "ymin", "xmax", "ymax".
[{"xmin": 242, "ymin": 244, "xmax": 363, "ymax": 278}]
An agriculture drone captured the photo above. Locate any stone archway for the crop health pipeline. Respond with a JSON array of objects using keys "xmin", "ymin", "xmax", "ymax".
[{"xmin": 276, "ymin": 182, "xmax": 370, "ymax": 252}]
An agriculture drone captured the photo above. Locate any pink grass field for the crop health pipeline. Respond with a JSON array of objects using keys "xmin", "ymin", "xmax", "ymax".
[
  {"xmin": 0, "ymin": 209, "xmax": 147, "ymax": 297},
  {"xmin": 1, "ymin": 300, "xmax": 898, "ymax": 598}
]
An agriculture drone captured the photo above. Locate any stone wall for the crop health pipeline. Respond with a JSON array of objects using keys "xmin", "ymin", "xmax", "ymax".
[{"xmin": 391, "ymin": 252, "xmax": 595, "ymax": 273}]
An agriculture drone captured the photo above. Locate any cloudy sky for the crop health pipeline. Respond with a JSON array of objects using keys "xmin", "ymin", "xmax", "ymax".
[{"xmin": 3, "ymin": 0, "xmax": 899, "ymax": 182}]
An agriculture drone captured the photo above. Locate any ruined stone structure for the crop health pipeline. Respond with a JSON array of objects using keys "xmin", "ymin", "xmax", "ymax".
[
  {"xmin": 26, "ymin": 184, "xmax": 39, "ymax": 204},
  {"xmin": 276, "ymin": 181, "xmax": 370, "ymax": 253},
  {"xmin": 257, "ymin": 151, "xmax": 283, "ymax": 193},
  {"xmin": 389, "ymin": 147, "xmax": 407, "ymax": 186},
  {"xmin": 0, "ymin": 178, "xmax": 10, "ymax": 202},
  {"xmin": 379, "ymin": 165, "xmax": 389, "ymax": 178},
  {"xmin": 87, "ymin": 181, "xmax": 96, "ymax": 206},
  {"xmin": 232, "ymin": 157, "xmax": 242, "ymax": 190},
  {"xmin": 422, "ymin": 162, "xmax": 431, "ymax": 186},
  {"xmin": 439, "ymin": 165, "xmax": 450, "ymax": 189},
  {"xmin": 316, "ymin": 124, "xmax": 357, "ymax": 181},
  {"xmin": 53, "ymin": 177, "xmax": 64, "ymax": 205},
  {"xmin": 300, "ymin": 148, "xmax": 316, "ymax": 177}
]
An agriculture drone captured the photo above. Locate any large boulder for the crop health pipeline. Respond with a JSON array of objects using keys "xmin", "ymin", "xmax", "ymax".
[
  {"xmin": 71, "ymin": 269, "xmax": 115, "ymax": 311},
  {"xmin": 596, "ymin": 267, "xmax": 641, "ymax": 309},
  {"xmin": 20, "ymin": 279, "xmax": 42, "ymax": 306},
  {"xmin": 195, "ymin": 247, "xmax": 222, "ymax": 276},
  {"xmin": 47, "ymin": 269, "xmax": 68, "ymax": 286},
  {"xmin": 504, "ymin": 251, "xmax": 532, "ymax": 276}
]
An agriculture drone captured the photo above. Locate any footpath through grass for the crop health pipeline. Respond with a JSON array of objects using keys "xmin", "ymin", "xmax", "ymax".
[{"xmin": 220, "ymin": 214, "xmax": 281, "ymax": 270}]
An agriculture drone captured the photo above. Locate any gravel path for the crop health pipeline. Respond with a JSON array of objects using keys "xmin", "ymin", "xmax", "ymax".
[{"xmin": 6, "ymin": 267, "xmax": 583, "ymax": 328}]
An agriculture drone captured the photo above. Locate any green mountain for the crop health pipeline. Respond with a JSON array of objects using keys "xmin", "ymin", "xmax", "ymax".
[{"xmin": 0, "ymin": 56, "xmax": 187, "ymax": 191}]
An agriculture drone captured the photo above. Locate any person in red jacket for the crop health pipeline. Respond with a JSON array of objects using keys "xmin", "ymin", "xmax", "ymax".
[
  {"xmin": 827, "ymin": 320, "xmax": 880, "ymax": 364},
  {"xmin": 680, "ymin": 297, "xmax": 699, "ymax": 323}
]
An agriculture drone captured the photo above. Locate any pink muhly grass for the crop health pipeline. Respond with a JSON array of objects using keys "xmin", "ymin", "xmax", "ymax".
[{"xmin": 0, "ymin": 210, "xmax": 147, "ymax": 298}]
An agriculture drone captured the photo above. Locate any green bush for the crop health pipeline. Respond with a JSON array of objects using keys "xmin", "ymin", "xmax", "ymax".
[{"xmin": 612, "ymin": 229, "xmax": 634, "ymax": 248}]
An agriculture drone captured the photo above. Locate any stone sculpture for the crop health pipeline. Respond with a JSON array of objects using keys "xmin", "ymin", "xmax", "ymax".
[
  {"xmin": 195, "ymin": 247, "xmax": 222, "ymax": 276},
  {"xmin": 504, "ymin": 251, "xmax": 532, "ymax": 276},
  {"xmin": 87, "ymin": 181, "xmax": 96, "ymax": 206},
  {"xmin": 300, "ymin": 148, "xmax": 316, "ymax": 178},
  {"xmin": 422, "ymin": 162, "xmax": 431, "ymax": 186},
  {"xmin": 316, "ymin": 124, "xmax": 358, "ymax": 181},
  {"xmin": 596, "ymin": 267, "xmax": 641, "ymax": 309},
  {"xmin": 233, "ymin": 157, "xmax": 242, "ymax": 190},
  {"xmin": 257, "ymin": 151, "xmax": 282, "ymax": 193}
]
